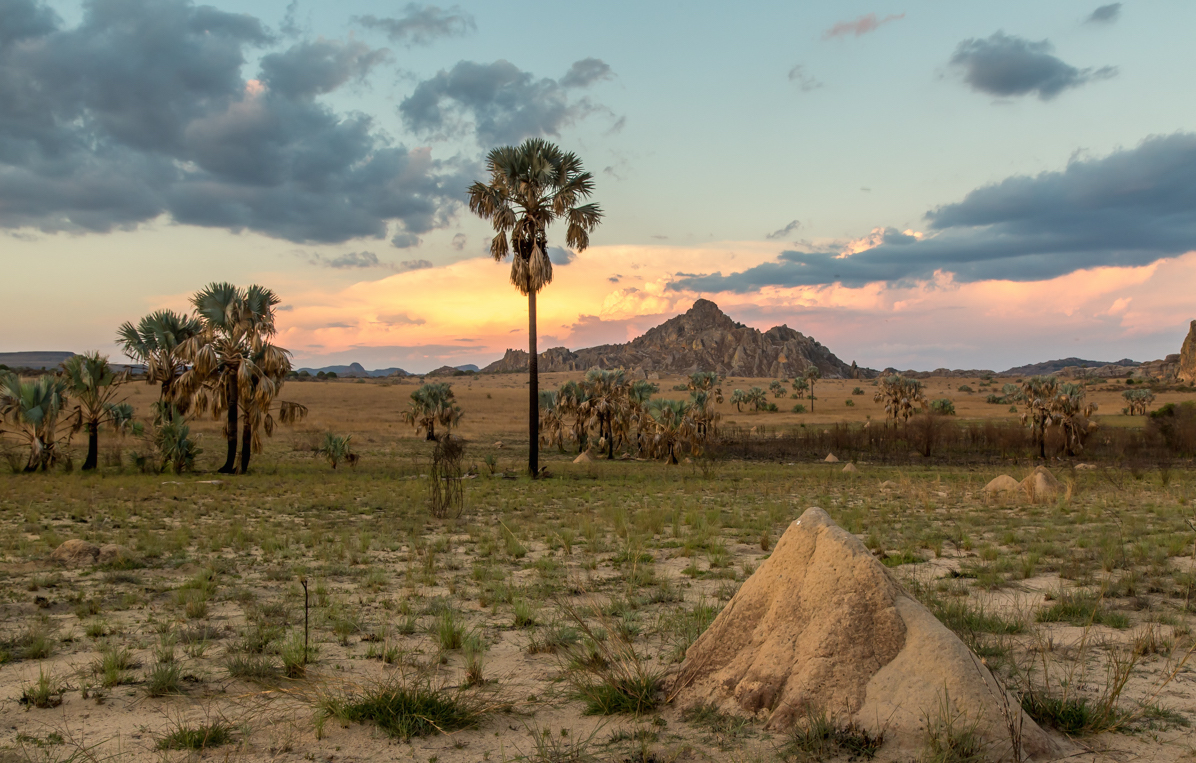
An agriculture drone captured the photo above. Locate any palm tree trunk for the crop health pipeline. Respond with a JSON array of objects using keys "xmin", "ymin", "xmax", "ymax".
[
  {"xmin": 218, "ymin": 372, "xmax": 238, "ymax": 474},
  {"xmin": 83, "ymin": 422, "xmax": 99, "ymax": 471},
  {"xmin": 239, "ymin": 419, "xmax": 252, "ymax": 474},
  {"xmin": 528, "ymin": 287, "xmax": 539, "ymax": 478}
]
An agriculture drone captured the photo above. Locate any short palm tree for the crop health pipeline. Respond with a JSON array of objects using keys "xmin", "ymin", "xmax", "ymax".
[
  {"xmin": 402, "ymin": 382, "xmax": 462, "ymax": 440},
  {"xmin": 645, "ymin": 398, "xmax": 697, "ymax": 464},
  {"xmin": 468, "ymin": 138, "xmax": 602, "ymax": 477},
  {"xmin": 0, "ymin": 372, "xmax": 71, "ymax": 471},
  {"xmin": 116, "ymin": 310, "xmax": 201, "ymax": 420},
  {"xmin": 61, "ymin": 352, "xmax": 135, "ymax": 470},
  {"xmin": 177, "ymin": 283, "xmax": 290, "ymax": 474}
]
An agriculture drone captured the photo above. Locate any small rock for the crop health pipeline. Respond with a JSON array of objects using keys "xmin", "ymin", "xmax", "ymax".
[
  {"xmin": 879, "ymin": 480, "xmax": 898, "ymax": 489},
  {"xmin": 1075, "ymin": 463, "xmax": 1097, "ymax": 471},
  {"xmin": 50, "ymin": 539, "xmax": 100, "ymax": 567},
  {"xmin": 494, "ymin": 441, "xmax": 504, "ymax": 449}
]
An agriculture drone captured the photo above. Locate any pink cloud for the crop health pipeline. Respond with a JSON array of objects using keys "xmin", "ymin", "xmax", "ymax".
[{"xmin": 822, "ymin": 13, "xmax": 905, "ymax": 40}]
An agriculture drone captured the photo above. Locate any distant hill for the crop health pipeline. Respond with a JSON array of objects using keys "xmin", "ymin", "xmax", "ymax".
[
  {"xmin": 1000, "ymin": 357, "xmax": 1138, "ymax": 376},
  {"xmin": 296, "ymin": 362, "xmax": 409, "ymax": 378},
  {"xmin": 482, "ymin": 299, "xmax": 866, "ymax": 379},
  {"xmin": 0, "ymin": 351, "xmax": 75, "ymax": 369}
]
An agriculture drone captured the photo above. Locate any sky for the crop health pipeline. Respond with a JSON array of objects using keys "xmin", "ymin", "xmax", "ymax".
[{"xmin": 4, "ymin": 0, "xmax": 1196, "ymax": 372}]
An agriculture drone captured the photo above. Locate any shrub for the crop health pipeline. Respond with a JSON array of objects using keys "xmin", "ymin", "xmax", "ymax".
[
  {"xmin": 851, "ymin": 387, "xmax": 865, "ymax": 395},
  {"xmin": 317, "ymin": 674, "xmax": 488, "ymax": 740},
  {"xmin": 791, "ymin": 404, "xmax": 806, "ymax": 414},
  {"xmin": 930, "ymin": 398, "xmax": 956, "ymax": 416},
  {"xmin": 787, "ymin": 707, "xmax": 884, "ymax": 761},
  {"xmin": 157, "ymin": 722, "xmax": 233, "ymax": 751}
]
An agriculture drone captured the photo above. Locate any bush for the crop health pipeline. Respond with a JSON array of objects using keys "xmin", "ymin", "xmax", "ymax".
[
  {"xmin": 157, "ymin": 722, "xmax": 233, "ymax": 751},
  {"xmin": 791, "ymin": 404, "xmax": 806, "ymax": 414},
  {"xmin": 930, "ymin": 398, "xmax": 956, "ymax": 416},
  {"xmin": 317, "ymin": 674, "xmax": 488, "ymax": 740},
  {"xmin": 851, "ymin": 387, "xmax": 865, "ymax": 395},
  {"xmin": 845, "ymin": 399, "xmax": 855, "ymax": 407}
]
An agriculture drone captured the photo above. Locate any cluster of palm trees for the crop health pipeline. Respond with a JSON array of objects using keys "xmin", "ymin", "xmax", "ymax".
[
  {"xmin": 1019, "ymin": 376, "xmax": 1097, "ymax": 457},
  {"xmin": 874, "ymin": 375, "xmax": 929, "ymax": 422},
  {"xmin": 729, "ymin": 387, "xmax": 775, "ymax": 413},
  {"xmin": 117, "ymin": 282, "xmax": 306, "ymax": 474},
  {"xmin": 0, "ymin": 353, "xmax": 140, "ymax": 472},
  {"xmin": 1, "ymin": 282, "xmax": 306, "ymax": 475},
  {"xmin": 538, "ymin": 369, "xmax": 722, "ymax": 464},
  {"xmin": 1122, "ymin": 388, "xmax": 1156, "ymax": 415}
]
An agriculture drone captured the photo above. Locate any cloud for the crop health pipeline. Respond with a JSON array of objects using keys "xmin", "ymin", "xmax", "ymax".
[
  {"xmin": 399, "ymin": 59, "xmax": 611, "ymax": 145},
  {"xmin": 1086, "ymin": 3, "xmax": 1121, "ymax": 23},
  {"xmin": 787, "ymin": 65, "xmax": 822, "ymax": 92},
  {"xmin": 822, "ymin": 13, "xmax": 904, "ymax": 40},
  {"xmin": 400, "ymin": 258, "xmax": 434, "ymax": 271},
  {"xmin": 766, "ymin": 220, "xmax": 801, "ymax": 240},
  {"xmin": 451, "ymin": 233, "xmax": 466, "ymax": 250},
  {"xmin": 669, "ymin": 132, "xmax": 1196, "ymax": 292},
  {"xmin": 355, "ymin": 4, "xmax": 475, "ymax": 46},
  {"xmin": 391, "ymin": 231, "xmax": 422, "ymax": 248},
  {"xmin": 949, "ymin": 32, "xmax": 1117, "ymax": 100},
  {"xmin": 548, "ymin": 246, "xmax": 577, "ymax": 266},
  {"xmin": 376, "ymin": 312, "xmax": 426, "ymax": 325},
  {"xmin": 0, "ymin": 0, "xmax": 461, "ymax": 243},
  {"xmin": 321, "ymin": 251, "xmax": 384, "ymax": 269},
  {"xmin": 259, "ymin": 39, "xmax": 388, "ymax": 98},
  {"xmin": 560, "ymin": 58, "xmax": 613, "ymax": 88}
]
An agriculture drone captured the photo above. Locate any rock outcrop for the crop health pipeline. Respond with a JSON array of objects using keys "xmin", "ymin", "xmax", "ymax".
[
  {"xmin": 1179, "ymin": 320, "xmax": 1196, "ymax": 382},
  {"xmin": 482, "ymin": 300, "xmax": 863, "ymax": 378},
  {"xmin": 671, "ymin": 507, "xmax": 1057, "ymax": 760}
]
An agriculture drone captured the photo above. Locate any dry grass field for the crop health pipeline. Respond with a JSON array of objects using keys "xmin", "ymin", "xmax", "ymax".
[{"xmin": 1, "ymin": 373, "xmax": 1195, "ymax": 762}]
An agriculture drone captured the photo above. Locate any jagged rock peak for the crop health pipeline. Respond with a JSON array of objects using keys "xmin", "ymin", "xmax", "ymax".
[{"xmin": 482, "ymin": 300, "xmax": 866, "ymax": 379}]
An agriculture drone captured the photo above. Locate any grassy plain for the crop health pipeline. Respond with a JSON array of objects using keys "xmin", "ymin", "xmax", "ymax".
[{"xmin": 0, "ymin": 373, "xmax": 1194, "ymax": 762}]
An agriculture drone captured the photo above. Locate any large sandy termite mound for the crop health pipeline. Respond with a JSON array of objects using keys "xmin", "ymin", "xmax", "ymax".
[{"xmin": 671, "ymin": 507, "xmax": 1059, "ymax": 760}]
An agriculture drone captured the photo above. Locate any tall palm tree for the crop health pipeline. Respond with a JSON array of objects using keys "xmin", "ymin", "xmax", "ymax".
[
  {"xmin": 0, "ymin": 372, "xmax": 71, "ymax": 471},
  {"xmin": 177, "ymin": 283, "xmax": 289, "ymax": 474},
  {"xmin": 468, "ymin": 138, "xmax": 603, "ymax": 477},
  {"xmin": 61, "ymin": 352, "xmax": 135, "ymax": 470},
  {"xmin": 116, "ymin": 310, "xmax": 202, "ymax": 420}
]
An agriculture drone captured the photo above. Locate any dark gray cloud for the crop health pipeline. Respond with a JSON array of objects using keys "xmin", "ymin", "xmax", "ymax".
[
  {"xmin": 399, "ymin": 258, "xmax": 434, "ymax": 270},
  {"xmin": 0, "ymin": 0, "xmax": 461, "ymax": 243},
  {"xmin": 322, "ymin": 251, "xmax": 384, "ymax": 269},
  {"xmin": 355, "ymin": 4, "xmax": 475, "ymax": 46},
  {"xmin": 451, "ymin": 233, "xmax": 466, "ymax": 250},
  {"xmin": 259, "ymin": 39, "xmax": 388, "ymax": 98},
  {"xmin": 560, "ymin": 58, "xmax": 612, "ymax": 88},
  {"xmin": 548, "ymin": 246, "xmax": 576, "ymax": 266},
  {"xmin": 670, "ymin": 133, "xmax": 1196, "ymax": 292},
  {"xmin": 949, "ymin": 32, "xmax": 1116, "ymax": 100},
  {"xmin": 400, "ymin": 58, "xmax": 611, "ymax": 146},
  {"xmin": 1087, "ymin": 3, "xmax": 1121, "ymax": 23},
  {"xmin": 766, "ymin": 220, "xmax": 801, "ymax": 240}
]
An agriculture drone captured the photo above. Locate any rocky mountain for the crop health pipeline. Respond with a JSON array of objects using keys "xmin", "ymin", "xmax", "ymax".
[
  {"xmin": 1000, "ymin": 357, "xmax": 1138, "ymax": 376},
  {"xmin": 482, "ymin": 299, "xmax": 864, "ymax": 379}
]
